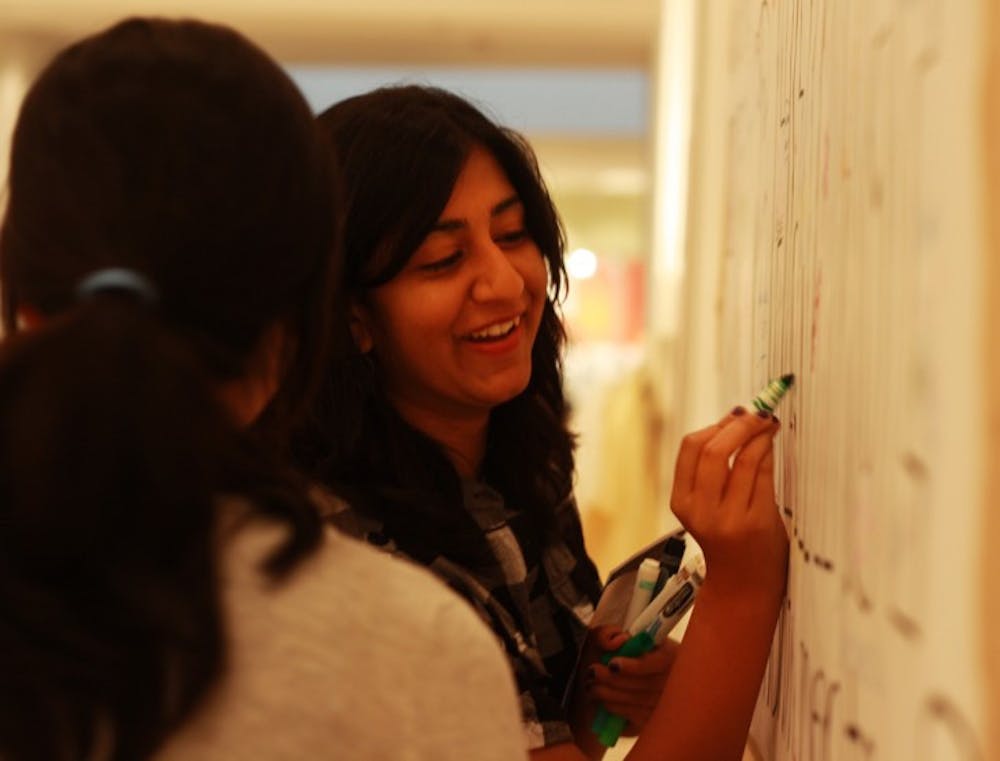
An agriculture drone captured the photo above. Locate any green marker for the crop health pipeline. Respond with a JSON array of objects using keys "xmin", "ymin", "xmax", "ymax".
[
  {"xmin": 590, "ymin": 632, "xmax": 655, "ymax": 745},
  {"xmin": 750, "ymin": 373, "xmax": 795, "ymax": 415}
]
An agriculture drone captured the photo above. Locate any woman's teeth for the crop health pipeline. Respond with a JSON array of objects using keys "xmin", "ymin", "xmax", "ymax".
[{"xmin": 468, "ymin": 316, "xmax": 520, "ymax": 341}]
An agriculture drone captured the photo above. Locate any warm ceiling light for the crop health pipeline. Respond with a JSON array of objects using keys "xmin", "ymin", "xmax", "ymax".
[{"xmin": 567, "ymin": 248, "xmax": 598, "ymax": 280}]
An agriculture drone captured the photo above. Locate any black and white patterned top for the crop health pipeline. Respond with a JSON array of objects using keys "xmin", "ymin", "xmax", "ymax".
[{"xmin": 323, "ymin": 480, "xmax": 603, "ymax": 750}]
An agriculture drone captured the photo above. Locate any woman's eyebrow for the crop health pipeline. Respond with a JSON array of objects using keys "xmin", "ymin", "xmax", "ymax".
[
  {"xmin": 491, "ymin": 194, "xmax": 522, "ymax": 216},
  {"xmin": 429, "ymin": 194, "xmax": 522, "ymax": 233}
]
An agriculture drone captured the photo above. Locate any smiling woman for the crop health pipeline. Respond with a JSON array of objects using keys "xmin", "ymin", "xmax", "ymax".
[
  {"xmin": 295, "ymin": 86, "xmax": 607, "ymax": 751},
  {"xmin": 294, "ymin": 84, "xmax": 789, "ymax": 761}
]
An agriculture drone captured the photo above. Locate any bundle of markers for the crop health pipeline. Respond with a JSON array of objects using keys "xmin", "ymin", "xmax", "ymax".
[{"xmin": 591, "ymin": 536, "xmax": 706, "ymax": 747}]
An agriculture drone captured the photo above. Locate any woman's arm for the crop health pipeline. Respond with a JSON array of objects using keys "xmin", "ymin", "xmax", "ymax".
[
  {"xmin": 627, "ymin": 410, "xmax": 788, "ymax": 760},
  {"xmin": 534, "ymin": 410, "xmax": 787, "ymax": 761}
]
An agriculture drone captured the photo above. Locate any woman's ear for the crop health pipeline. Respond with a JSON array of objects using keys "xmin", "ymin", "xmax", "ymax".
[
  {"xmin": 349, "ymin": 302, "xmax": 374, "ymax": 353},
  {"xmin": 217, "ymin": 322, "xmax": 289, "ymax": 427}
]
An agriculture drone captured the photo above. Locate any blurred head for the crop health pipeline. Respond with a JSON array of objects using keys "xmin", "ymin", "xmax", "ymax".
[
  {"xmin": 0, "ymin": 18, "xmax": 338, "ymax": 760},
  {"xmin": 1, "ymin": 16, "xmax": 338, "ymax": 430},
  {"xmin": 316, "ymin": 85, "xmax": 566, "ymax": 426}
]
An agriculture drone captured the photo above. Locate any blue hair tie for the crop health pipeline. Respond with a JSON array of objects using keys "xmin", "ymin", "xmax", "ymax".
[{"xmin": 75, "ymin": 268, "xmax": 158, "ymax": 305}]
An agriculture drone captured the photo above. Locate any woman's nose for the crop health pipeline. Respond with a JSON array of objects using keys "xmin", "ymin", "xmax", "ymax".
[{"xmin": 470, "ymin": 240, "xmax": 524, "ymax": 302}]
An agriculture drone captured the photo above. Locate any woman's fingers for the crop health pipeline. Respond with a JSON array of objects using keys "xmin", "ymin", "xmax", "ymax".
[
  {"xmin": 670, "ymin": 424, "xmax": 723, "ymax": 506},
  {"xmin": 721, "ymin": 423, "xmax": 779, "ymax": 510},
  {"xmin": 692, "ymin": 412, "xmax": 775, "ymax": 507},
  {"xmin": 671, "ymin": 410, "xmax": 746, "ymax": 508},
  {"xmin": 586, "ymin": 642, "xmax": 675, "ymax": 693},
  {"xmin": 750, "ymin": 447, "xmax": 777, "ymax": 517},
  {"xmin": 589, "ymin": 669, "xmax": 665, "ymax": 694},
  {"xmin": 588, "ymin": 682, "xmax": 660, "ymax": 713},
  {"xmin": 586, "ymin": 641, "xmax": 679, "ymax": 734},
  {"xmin": 605, "ymin": 641, "xmax": 677, "ymax": 678},
  {"xmin": 590, "ymin": 625, "xmax": 631, "ymax": 652}
]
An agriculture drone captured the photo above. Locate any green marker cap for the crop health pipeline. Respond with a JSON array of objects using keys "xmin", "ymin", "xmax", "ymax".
[{"xmin": 750, "ymin": 373, "xmax": 795, "ymax": 414}]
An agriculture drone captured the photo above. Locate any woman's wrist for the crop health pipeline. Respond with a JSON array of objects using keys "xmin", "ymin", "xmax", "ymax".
[{"xmin": 695, "ymin": 574, "xmax": 786, "ymax": 623}]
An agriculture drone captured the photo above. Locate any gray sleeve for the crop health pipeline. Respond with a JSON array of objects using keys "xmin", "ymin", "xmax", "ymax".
[{"xmin": 403, "ymin": 595, "xmax": 528, "ymax": 761}]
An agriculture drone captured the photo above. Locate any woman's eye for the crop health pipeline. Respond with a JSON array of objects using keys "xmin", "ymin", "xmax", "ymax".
[
  {"xmin": 495, "ymin": 229, "xmax": 528, "ymax": 246},
  {"xmin": 419, "ymin": 250, "xmax": 463, "ymax": 272}
]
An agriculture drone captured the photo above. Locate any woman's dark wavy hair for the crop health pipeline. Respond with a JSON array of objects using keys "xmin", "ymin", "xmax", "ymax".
[
  {"xmin": 0, "ymin": 18, "xmax": 338, "ymax": 760},
  {"xmin": 297, "ymin": 85, "xmax": 574, "ymax": 568}
]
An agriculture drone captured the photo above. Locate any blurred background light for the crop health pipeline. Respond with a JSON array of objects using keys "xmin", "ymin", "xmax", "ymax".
[{"xmin": 567, "ymin": 248, "xmax": 599, "ymax": 280}]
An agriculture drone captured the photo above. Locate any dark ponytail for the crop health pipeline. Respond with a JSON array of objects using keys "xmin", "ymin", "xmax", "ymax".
[{"xmin": 0, "ymin": 300, "xmax": 232, "ymax": 759}]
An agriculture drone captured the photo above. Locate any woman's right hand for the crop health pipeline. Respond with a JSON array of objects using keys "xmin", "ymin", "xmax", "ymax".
[
  {"xmin": 669, "ymin": 408, "xmax": 789, "ymax": 604},
  {"xmin": 605, "ymin": 409, "xmax": 789, "ymax": 761}
]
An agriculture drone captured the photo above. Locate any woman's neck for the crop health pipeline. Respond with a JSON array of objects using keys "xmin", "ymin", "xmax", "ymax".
[{"xmin": 389, "ymin": 397, "xmax": 489, "ymax": 478}]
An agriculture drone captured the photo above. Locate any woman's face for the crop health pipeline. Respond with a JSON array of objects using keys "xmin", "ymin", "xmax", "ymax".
[{"xmin": 352, "ymin": 146, "xmax": 548, "ymax": 423}]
